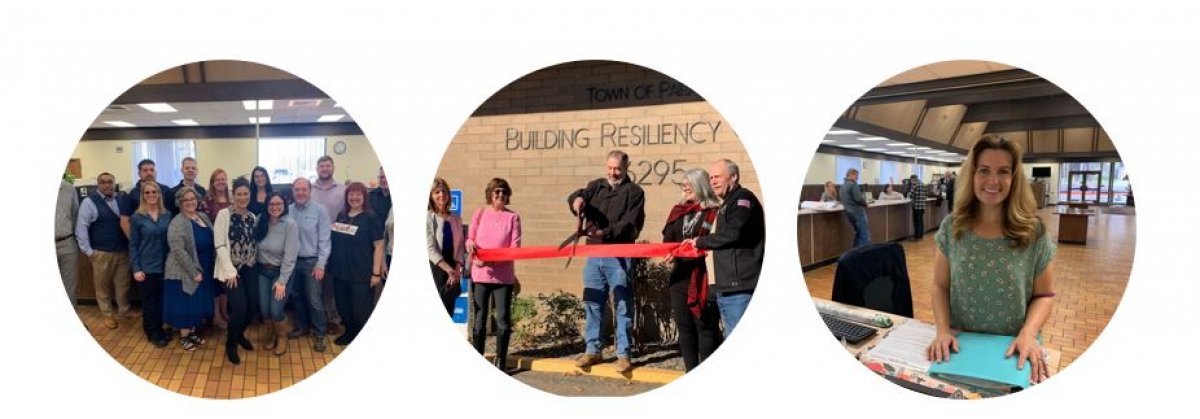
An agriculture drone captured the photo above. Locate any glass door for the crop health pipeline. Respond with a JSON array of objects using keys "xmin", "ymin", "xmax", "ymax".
[{"xmin": 1066, "ymin": 170, "xmax": 1102, "ymax": 204}]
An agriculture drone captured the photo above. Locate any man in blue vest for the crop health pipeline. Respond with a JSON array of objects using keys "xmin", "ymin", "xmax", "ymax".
[{"xmin": 76, "ymin": 172, "xmax": 131, "ymax": 329}]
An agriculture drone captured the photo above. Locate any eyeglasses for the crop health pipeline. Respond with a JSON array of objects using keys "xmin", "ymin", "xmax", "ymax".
[{"xmin": 491, "ymin": 188, "xmax": 509, "ymax": 195}]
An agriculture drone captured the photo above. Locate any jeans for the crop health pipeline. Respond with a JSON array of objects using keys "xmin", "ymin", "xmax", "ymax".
[
  {"xmin": 717, "ymin": 290, "xmax": 754, "ymax": 338},
  {"xmin": 912, "ymin": 208, "xmax": 926, "ymax": 240},
  {"xmin": 846, "ymin": 212, "xmax": 871, "ymax": 248},
  {"xmin": 582, "ymin": 257, "xmax": 633, "ymax": 358},
  {"xmin": 471, "ymin": 282, "xmax": 514, "ymax": 362},
  {"xmin": 290, "ymin": 258, "xmax": 326, "ymax": 337},
  {"xmin": 257, "ymin": 266, "xmax": 288, "ymax": 322}
]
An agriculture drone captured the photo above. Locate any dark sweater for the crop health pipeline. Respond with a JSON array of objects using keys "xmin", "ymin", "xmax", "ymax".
[{"xmin": 566, "ymin": 176, "xmax": 645, "ymax": 244}]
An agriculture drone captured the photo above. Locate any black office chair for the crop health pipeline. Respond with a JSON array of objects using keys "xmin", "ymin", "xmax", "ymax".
[{"xmin": 831, "ymin": 242, "xmax": 914, "ymax": 317}]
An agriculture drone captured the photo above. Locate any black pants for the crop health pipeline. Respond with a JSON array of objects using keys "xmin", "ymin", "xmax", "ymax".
[
  {"xmin": 225, "ymin": 266, "xmax": 256, "ymax": 347},
  {"xmin": 335, "ymin": 279, "xmax": 376, "ymax": 343},
  {"xmin": 668, "ymin": 272, "xmax": 722, "ymax": 372},
  {"xmin": 140, "ymin": 273, "xmax": 164, "ymax": 340},
  {"xmin": 471, "ymin": 283, "xmax": 514, "ymax": 362},
  {"xmin": 912, "ymin": 208, "xmax": 926, "ymax": 239},
  {"xmin": 430, "ymin": 262, "xmax": 459, "ymax": 318}
]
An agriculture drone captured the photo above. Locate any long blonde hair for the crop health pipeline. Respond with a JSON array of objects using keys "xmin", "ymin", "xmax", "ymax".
[{"xmin": 951, "ymin": 134, "xmax": 1041, "ymax": 248}]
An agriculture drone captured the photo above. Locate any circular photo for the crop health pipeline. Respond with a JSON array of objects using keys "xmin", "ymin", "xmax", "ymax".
[
  {"xmin": 430, "ymin": 60, "xmax": 764, "ymax": 396},
  {"xmin": 53, "ymin": 60, "xmax": 391, "ymax": 398},
  {"xmin": 799, "ymin": 60, "xmax": 1134, "ymax": 398}
]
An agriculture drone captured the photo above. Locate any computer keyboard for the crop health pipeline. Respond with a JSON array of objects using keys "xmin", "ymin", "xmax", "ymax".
[{"xmin": 821, "ymin": 313, "xmax": 878, "ymax": 345}]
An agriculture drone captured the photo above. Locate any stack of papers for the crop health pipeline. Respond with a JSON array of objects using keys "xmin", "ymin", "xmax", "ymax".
[{"xmin": 864, "ymin": 320, "xmax": 936, "ymax": 372}]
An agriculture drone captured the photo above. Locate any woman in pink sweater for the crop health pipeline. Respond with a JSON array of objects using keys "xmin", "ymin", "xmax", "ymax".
[{"xmin": 466, "ymin": 177, "xmax": 522, "ymax": 372}]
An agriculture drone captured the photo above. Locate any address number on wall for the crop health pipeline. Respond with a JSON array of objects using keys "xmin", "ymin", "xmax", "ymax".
[{"xmin": 634, "ymin": 159, "xmax": 688, "ymax": 186}]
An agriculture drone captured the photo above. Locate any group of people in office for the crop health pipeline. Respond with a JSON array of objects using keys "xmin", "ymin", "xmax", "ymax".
[
  {"xmin": 55, "ymin": 155, "xmax": 392, "ymax": 365},
  {"xmin": 822, "ymin": 134, "xmax": 1057, "ymax": 384},
  {"xmin": 428, "ymin": 151, "xmax": 764, "ymax": 374},
  {"xmin": 821, "ymin": 169, "xmax": 957, "ymax": 247}
]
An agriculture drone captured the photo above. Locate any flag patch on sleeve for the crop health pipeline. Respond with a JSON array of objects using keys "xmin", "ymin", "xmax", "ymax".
[{"xmin": 737, "ymin": 199, "xmax": 751, "ymax": 208}]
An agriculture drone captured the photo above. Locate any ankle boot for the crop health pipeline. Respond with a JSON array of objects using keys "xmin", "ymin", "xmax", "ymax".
[
  {"xmin": 273, "ymin": 322, "xmax": 289, "ymax": 356},
  {"xmin": 471, "ymin": 328, "xmax": 487, "ymax": 356},
  {"xmin": 495, "ymin": 332, "xmax": 511, "ymax": 371},
  {"xmin": 225, "ymin": 341, "xmax": 241, "ymax": 365},
  {"xmin": 263, "ymin": 320, "xmax": 277, "ymax": 351}
]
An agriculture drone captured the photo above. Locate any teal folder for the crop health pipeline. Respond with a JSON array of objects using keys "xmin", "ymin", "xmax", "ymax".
[{"xmin": 927, "ymin": 332, "xmax": 1031, "ymax": 394}]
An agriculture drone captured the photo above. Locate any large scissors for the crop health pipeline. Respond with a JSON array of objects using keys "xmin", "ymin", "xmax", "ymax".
[{"xmin": 556, "ymin": 211, "xmax": 590, "ymax": 268}]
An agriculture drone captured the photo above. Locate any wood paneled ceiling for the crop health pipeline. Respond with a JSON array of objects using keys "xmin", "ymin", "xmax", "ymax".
[{"xmin": 835, "ymin": 61, "xmax": 1117, "ymax": 162}]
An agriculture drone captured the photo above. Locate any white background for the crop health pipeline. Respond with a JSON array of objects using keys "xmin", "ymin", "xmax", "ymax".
[{"xmin": 2, "ymin": 0, "xmax": 1197, "ymax": 417}]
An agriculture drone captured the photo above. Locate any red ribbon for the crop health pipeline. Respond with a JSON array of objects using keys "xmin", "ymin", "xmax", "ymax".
[{"xmin": 474, "ymin": 242, "xmax": 705, "ymax": 262}]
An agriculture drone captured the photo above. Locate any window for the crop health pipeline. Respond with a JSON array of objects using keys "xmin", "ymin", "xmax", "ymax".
[
  {"xmin": 879, "ymin": 160, "xmax": 899, "ymax": 185},
  {"xmin": 835, "ymin": 156, "xmax": 861, "ymax": 183},
  {"xmin": 131, "ymin": 140, "xmax": 195, "ymax": 187},
  {"xmin": 257, "ymin": 137, "xmax": 326, "ymax": 184}
]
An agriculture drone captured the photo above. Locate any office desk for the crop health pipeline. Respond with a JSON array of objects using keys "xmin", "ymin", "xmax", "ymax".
[
  {"xmin": 797, "ymin": 199, "xmax": 946, "ymax": 269},
  {"xmin": 1055, "ymin": 206, "xmax": 1098, "ymax": 245},
  {"xmin": 814, "ymin": 298, "xmax": 1060, "ymax": 399}
]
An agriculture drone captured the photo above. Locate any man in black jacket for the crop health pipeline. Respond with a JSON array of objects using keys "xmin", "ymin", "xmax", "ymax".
[
  {"xmin": 568, "ymin": 150, "xmax": 645, "ymax": 373},
  {"xmin": 685, "ymin": 159, "xmax": 763, "ymax": 337}
]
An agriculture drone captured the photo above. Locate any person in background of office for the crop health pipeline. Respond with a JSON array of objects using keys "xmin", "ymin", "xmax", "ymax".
[
  {"xmin": 76, "ymin": 172, "xmax": 131, "ymax": 329},
  {"xmin": 168, "ymin": 157, "xmax": 206, "ymax": 215},
  {"xmin": 55, "ymin": 176, "xmax": 79, "ymax": 309},
  {"xmin": 163, "ymin": 187, "xmax": 217, "ymax": 352},
  {"xmin": 839, "ymin": 168, "xmax": 870, "ymax": 247},
  {"xmin": 286, "ymin": 178, "xmax": 332, "ymax": 353},
  {"xmin": 129, "ymin": 181, "xmax": 172, "ymax": 348},
  {"xmin": 946, "ymin": 171, "xmax": 957, "ymax": 213},
  {"xmin": 662, "ymin": 168, "xmax": 722, "ymax": 371},
  {"xmin": 329, "ymin": 182, "xmax": 385, "ymax": 347},
  {"xmin": 568, "ymin": 150, "xmax": 646, "ymax": 373},
  {"xmin": 311, "ymin": 156, "xmax": 346, "ymax": 335},
  {"xmin": 370, "ymin": 166, "xmax": 392, "ymax": 303},
  {"xmin": 381, "ymin": 208, "xmax": 393, "ymax": 305},
  {"xmin": 248, "ymin": 166, "xmax": 273, "ymax": 217},
  {"xmin": 215, "ymin": 178, "xmax": 260, "ymax": 363},
  {"xmin": 926, "ymin": 134, "xmax": 1057, "ymax": 384},
  {"xmin": 879, "ymin": 183, "xmax": 905, "ymax": 200},
  {"xmin": 907, "ymin": 174, "xmax": 929, "ymax": 240},
  {"xmin": 254, "ymin": 192, "xmax": 299, "ymax": 356},
  {"xmin": 204, "ymin": 168, "xmax": 232, "ymax": 329},
  {"xmin": 685, "ymin": 159, "xmax": 764, "ymax": 338},
  {"xmin": 465, "ymin": 178, "xmax": 522, "ymax": 372},
  {"xmin": 427, "ymin": 178, "xmax": 463, "ymax": 317},
  {"xmin": 121, "ymin": 159, "xmax": 172, "ymax": 238},
  {"xmin": 820, "ymin": 181, "xmax": 838, "ymax": 202}
]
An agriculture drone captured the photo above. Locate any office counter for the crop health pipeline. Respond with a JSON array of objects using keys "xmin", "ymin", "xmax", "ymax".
[{"xmin": 798, "ymin": 198, "xmax": 947, "ymax": 269}]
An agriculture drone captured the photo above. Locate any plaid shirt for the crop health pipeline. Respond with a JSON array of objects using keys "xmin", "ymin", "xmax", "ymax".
[{"xmin": 908, "ymin": 182, "xmax": 928, "ymax": 210}]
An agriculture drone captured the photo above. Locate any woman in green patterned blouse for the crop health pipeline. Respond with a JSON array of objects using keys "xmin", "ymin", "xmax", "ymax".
[{"xmin": 926, "ymin": 134, "xmax": 1057, "ymax": 384}]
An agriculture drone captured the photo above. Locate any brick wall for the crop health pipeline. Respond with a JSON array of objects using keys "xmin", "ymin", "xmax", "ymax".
[{"xmin": 437, "ymin": 61, "xmax": 761, "ymax": 296}]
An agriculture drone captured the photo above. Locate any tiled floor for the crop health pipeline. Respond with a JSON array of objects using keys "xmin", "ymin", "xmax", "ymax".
[
  {"xmin": 77, "ymin": 307, "xmax": 343, "ymax": 399},
  {"xmin": 804, "ymin": 206, "xmax": 1135, "ymax": 370}
]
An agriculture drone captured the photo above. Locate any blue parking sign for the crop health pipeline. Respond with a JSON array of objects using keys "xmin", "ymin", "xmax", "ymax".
[{"xmin": 450, "ymin": 189, "xmax": 462, "ymax": 217}]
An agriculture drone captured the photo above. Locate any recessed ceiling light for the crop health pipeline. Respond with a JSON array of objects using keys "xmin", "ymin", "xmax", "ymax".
[
  {"xmin": 249, "ymin": 117, "xmax": 271, "ymax": 124},
  {"xmin": 332, "ymin": 102, "xmax": 342, "ymax": 108},
  {"xmin": 865, "ymin": 148, "xmax": 887, "ymax": 152},
  {"xmin": 859, "ymin": 136, "xmax": 888, "ymax": 141},
  {"xmin": 907, "ymin": 147, "xmax": 920, "ymax": 150},
  {"xmin": 827, "ymin": 129, "xmax": 857, "ymax": 135},
  {"xmin": 138, "ymin": 103, "xmax": 177, "ymax": 113},
  {"xmin": 839, "ymin": 144, "xmax": 866, "ymax": 148},
  {"xmin": 317, "ymin": 114, "xmax": 346, "ymax": 123},
  {"xmin": 886, "ymin": 143, "xmax": 908, "ymax": 147},
  {"xmin": 242, "ymin": 100, "xmax": 274, "ymax": 110},
  {"xmin": 887, "ymin": 151, "xmax": 908, "ymax": 155},
  {"xmin": 171, "ymin": 119, "xmax": 198, "ymax": 126},
  {"xmin": 914, "ymin": 147, "xmax": 932, "ymax": 150},
  {"xmin": 103, "ymin": 120, "xmax": 135, "ymax": 127},
  {"xmin": 821, "ymin": 139, "xmax": 835, "ymax": 143}
]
